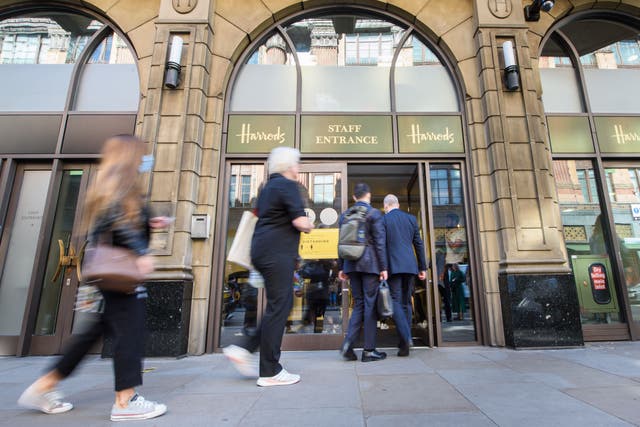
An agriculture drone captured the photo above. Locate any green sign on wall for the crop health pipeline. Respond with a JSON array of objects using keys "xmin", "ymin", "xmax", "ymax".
[
  {"xmin": 594, "ymin": 116, "xmax": 640, "ymax": 153},
  {"xmin": 546, "ymin": 116, "xmax": 594, "ymax": 153},
  {"xmin": 300, "ymin": 115, "xmax": 393, "ymax": 154},
  {"xmin": 397, "ymin": 116, "xmax": 463, "ymax": 153},
  {"xmin": 227, "ymin": 115, "xmax": 295, "ymax": 153}
]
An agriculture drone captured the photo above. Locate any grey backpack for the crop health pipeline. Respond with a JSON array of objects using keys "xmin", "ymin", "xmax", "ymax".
[{"xmin": 338, "ymin": 205, "xmax": 370, "ymax": 261}]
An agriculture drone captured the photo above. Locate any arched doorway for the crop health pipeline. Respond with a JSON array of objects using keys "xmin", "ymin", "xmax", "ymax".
[
  {"xmin": 209, "ymin": 6, "xmax": 482, "ymax": 351},
  {"xmin": 540, "ymin": 11, "xmax": 640, "ymax": 341},
  {"xmin": 0, "ymin": 6, "xmax": 139, "ymax": 355}
]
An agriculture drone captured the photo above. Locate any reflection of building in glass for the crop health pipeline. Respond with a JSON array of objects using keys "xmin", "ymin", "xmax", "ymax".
[
  {"xmin": 247, "ymin": 18, "xmax": 444, "ymax": 68},
  {"xmin": 540, "ymin": 39, "xmax": 640, "ymax": 69},
  {"xmin": 228, "ymin": 165, "xmax": 264, "ymax": 208},
  {"xmin": 0, "ymin": 17, "xmax": 133, "ymax": 65}
]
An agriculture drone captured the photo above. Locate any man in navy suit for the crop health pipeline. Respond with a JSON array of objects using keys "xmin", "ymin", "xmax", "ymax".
[
  {"xmin": 338, "ymin": 183, "xmax": 388, "ymax": 362},
  {"xmin": 383, "ymin": 194, "xmax": 427, "ymax": 357}
]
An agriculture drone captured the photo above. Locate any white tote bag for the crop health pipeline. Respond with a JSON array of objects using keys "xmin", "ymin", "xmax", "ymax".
[{"xmin": 227, "ymin": 210, "xmax": 258, "ymax": 270}]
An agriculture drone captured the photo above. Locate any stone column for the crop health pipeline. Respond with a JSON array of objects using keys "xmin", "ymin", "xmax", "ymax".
[
  {"xmin": 470, "ymin": 0, "xmax": 582, "ymax": 347},
  {"xmin": 137, "ymin": 0, "xmax": 217, "ymax": 355}
]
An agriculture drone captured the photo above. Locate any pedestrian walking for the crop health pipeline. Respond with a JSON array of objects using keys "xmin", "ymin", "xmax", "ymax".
[
  {"xmin": 338, "ymin": 183, "xmax": 388, "ymax": 362},
  {"xmin": 18, "ymin": 135, "xmax": 171, "ymax": 421},
  {"xmin": 223, "ymin": 147, "xmax": 313, "ymax": 386},
  {"xmin": 382, "ymin": 194, "xmax": 427, "ymax": 356}
]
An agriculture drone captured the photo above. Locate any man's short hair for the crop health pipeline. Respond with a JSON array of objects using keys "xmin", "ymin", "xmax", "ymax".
[
  {"xmin": 353, "ymin": 182, "xmax": 371, "ymax": 199},
  {"xmin": 383, "ymin": 194, "xmax": 399, "ymax": 207}
]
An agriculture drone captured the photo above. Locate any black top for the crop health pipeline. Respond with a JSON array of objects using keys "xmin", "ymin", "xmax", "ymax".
[
  {"xmin": 89, "ymin": 203, "xmax": 151, "ymax": 256},
  {"xmin": 251, "ymin": 173, "xmax": 306, "ymax": 258}
]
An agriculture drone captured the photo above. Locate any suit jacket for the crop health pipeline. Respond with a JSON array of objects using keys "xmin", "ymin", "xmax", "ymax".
[
  {"xmin": 338, "ymin": 201, "xmax": 388, "ymax": 275},
  {"xmin": 383, "ymin": 208, "xmax": 427, "ymax": 275}
]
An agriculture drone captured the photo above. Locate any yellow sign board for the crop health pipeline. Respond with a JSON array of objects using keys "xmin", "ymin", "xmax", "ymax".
[{"xmin": 299, "ymin": 228, "xmax": 339, "ymax": 259}]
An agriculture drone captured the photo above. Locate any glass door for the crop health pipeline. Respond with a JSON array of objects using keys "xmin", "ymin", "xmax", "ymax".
[
  {"xmin": 0, "ymin": 165, "xmax": 52, "ymax": 355},
  {"xmin": 603, "ymin": 164, "xmax": 640, "ymax": 339},
  {"xmin": 28, "ymin": 164, "xmax": 97, "ymax": 355},
  {"xmin": 426, "ymin": 162, "xmax": 478, "ymax": 344},
  {"xmin": 282, "ymin": 163, "xmax": 347, "ymax": 350},
  {"xmin": 218, "ymin": 162, "xmax": 347, "ymax": 351}
]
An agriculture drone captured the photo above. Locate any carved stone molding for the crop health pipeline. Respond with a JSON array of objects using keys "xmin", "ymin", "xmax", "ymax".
[
  {"xmin": 488, "ymin": 0, "xmax": 512, "ymax": 19},
  {"xmin": 172, "ymin": 0, "xmax": 198, "ymax": 14}
]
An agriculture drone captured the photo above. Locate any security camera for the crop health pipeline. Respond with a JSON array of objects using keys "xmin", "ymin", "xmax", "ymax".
[
  {"xmin": 541, "ymin": 0, "xmax": 555, "ymax": 12},
  {"xmin": 524, "ymin": 0, "xmax": 555, "ymax": 21}
]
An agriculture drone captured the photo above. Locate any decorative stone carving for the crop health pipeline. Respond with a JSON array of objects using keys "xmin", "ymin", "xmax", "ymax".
[
  {"xmin": 488, "ymin": 0, "xmax": 512, "ymax": 19},
  {"xmin": 172, "ymin": 0, "xmax": 198, "ymax": 14}
]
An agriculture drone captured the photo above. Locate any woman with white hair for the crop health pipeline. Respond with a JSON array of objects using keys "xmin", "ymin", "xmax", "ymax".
[{"xmin": 224, "ymin": 146, "xmax": 313, "ymax": 386}]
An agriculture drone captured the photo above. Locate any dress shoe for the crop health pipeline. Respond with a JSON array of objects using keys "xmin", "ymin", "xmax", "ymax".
[
  {"xmin": 397, "ymin": 341, "xmax": 410, "ymax": 357},
  {"xmin": 361, "ymin": 350, "xmax": 387, "ymax": 362},
  {"xmin": 340, "ymin": 341, "xmax": 357, "ymax": 361}
]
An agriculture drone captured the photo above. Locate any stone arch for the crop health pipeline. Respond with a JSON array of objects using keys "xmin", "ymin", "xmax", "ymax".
[{"xmin": 211, "ymin": 0, "xmax": 475, "ymax": 121}]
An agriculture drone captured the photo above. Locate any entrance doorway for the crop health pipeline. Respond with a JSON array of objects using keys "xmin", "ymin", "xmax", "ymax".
[
  {"xmin": 27, "ymin": 163, "xmax": 98, "ymax": 355},
  {"xmin": 215, "ymin": 160, "xmax": 479, "ymax": 350},
  {"xmin": 347, "ymin": 163, "xmax": 478, "ymax": 347}
]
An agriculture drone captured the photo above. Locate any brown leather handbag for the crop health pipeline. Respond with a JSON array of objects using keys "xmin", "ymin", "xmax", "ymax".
[{"xmin": 82, "ymin": 243, "xmax": 144, "ymax": 293}]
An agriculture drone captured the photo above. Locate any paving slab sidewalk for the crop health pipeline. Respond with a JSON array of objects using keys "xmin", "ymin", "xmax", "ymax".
[{"xmin": 1, "ymin": 342, "xmax": 639, "ymax": 427}]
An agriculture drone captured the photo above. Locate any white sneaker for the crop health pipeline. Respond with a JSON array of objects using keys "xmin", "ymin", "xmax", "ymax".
[
  {"xmin": 18, "ymin": 385, "xmax": 73, "ymax": 414},
  {"xmin": 256, "ymin": 368, "xmax": 300, "ymax": 387},
  {"xmin": 222, "ymin": 345, "xmax": 259, "ymax": 377},
  {"xmin": 110, "ymin": 394, "xmax": 167, "ymax": 421}
]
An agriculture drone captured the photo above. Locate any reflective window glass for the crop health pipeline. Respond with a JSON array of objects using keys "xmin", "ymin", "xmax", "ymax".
[
  {"xmin": 287, "ymin": 15, "xmax": 404, "ymax": 112},
  {"xmin": 539, "ymin": 36, "xmax": 585, "ymax": 113},
  {"xmin": 604, "ymin": 167, "xmax": 640, "ymax": 324},
  {"xmin": 0, "ymin": 13, "xmax": 102, "ymax": 111},
  {"xmin": 0, "ymin": 15, "xmax": 102, "ymax": 64},
  {"xmin": 554, "ymin": 160, "xmax": 623, "ymax": 325},
  {"xmin": 573, "ymin": 21, "xmax": 640, "ymax": 113},
  {"xmin": 220, "ymin": 164, "xmax": 265, "ymax": 347},
  {"xmin": 395, "ymin": 36, "xmax": 458, "ymax": 112},
  {"xmin": 430, "ymin": 164, "xmax": 475, "ymax": 342},
  {"xmin": 230, "ymin": 33, "xmax": 296, "ymax": 111},
  {"xmin": 74, "ymin": 31, "xmax": 139, "ymax": 111}
]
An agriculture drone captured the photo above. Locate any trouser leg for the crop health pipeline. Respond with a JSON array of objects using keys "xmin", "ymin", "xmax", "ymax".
[
  {"xmin": 388, "ymin": 275, "xmax": 411, "ymax": 344},
  {"xmin": 401, "ymin": 274, "xmax": 414, "ymax": 328},
  {"xmin": 103, "ymin": 292, "xmax": 146, "ymax": 391},
  {"xmin": 361, "ymin": 274, "xmax": 380, "ymax": 350},
  {"xmin": 344, "ymin": 273, "xmax": 364, "ymax": 346},
  {"xmin": 53, "ymin": 314, "xmax": 105, "ymax": 378},
  {"xmin": 254, "ymin": 255, "xmax": 295, "ymax": 377}
]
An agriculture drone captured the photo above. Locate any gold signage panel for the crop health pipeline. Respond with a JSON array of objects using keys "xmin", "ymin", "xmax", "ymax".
[
  {"xmin": 397, "ymin": 115, "xmax": 464, "ymax": 153},
  {"xmin": 301, "ymin": 115, "xmax": 393, "ymax": 154},
  {"xmin": 547, "ymin": 116, "xmax": 594, "ymax": 153},
  {"xmin": 227, "ymin": 115, "xmax": 295, "ymax": 153},
  {"xmin": 595, "ymin": 116, "xmax": 640, "ymax": 154}
]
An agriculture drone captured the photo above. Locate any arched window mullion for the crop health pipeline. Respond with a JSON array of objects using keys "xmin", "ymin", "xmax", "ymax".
[
  {"xmin": 64, "ymin": 25, "xmax": 112, "ymax": 111},
  {"xmin": 277, "ymin": 25, "xmax": 302, "ymax": 142},
  {"xmin": 389, "ymin": 29, "xmax": 412, "ymax": 113},
  {"xmin": 555, "ymin": 30, "xmax": 592, "ymax": 118}
]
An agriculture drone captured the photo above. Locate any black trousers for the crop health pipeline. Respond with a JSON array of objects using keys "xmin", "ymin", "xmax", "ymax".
[
  {"xmin": 242, "ymin": 253, "xmax": 295, "ymax": 377},
  {"xmin": 388, "ymin": 274, "xmax": 414, "ymax": 344},
  {"xmin": 343, "ymin": 272, "xmax": 379, "ymax": 350},
  {"xmin": 53, "ymin": 291, "xmax": 146, "ymax": 391}
]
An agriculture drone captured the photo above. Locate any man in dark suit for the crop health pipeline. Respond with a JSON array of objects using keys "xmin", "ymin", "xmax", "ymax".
[
  {"xmin": 383, "ymin": 194, "xmax": 427, "ymax": 357},
  {"xmin": 338, "ymin": 183, "xmax": 388, "ymax": 362}
]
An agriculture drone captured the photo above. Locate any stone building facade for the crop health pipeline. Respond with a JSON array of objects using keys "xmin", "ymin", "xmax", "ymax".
[{"xmin": 0, "ymin": 0, "xmax": 639, "ymax": 356}]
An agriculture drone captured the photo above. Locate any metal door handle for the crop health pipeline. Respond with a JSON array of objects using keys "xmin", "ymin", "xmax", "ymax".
[{"xmin": 51, "ymin": 239, "xmax": 87, "ymax": 282}]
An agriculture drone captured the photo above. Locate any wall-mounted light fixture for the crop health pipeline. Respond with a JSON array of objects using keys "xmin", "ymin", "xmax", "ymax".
[
  {"xmin": 502, "ymin": 40, "xmax": 519, "ymax": 91},
  {"xmin": 164, "ymin": 35, "xmax": 183, "ymax": 89},
  {"xmin": 524, "ymin": 0, "xmax": 556, "ymax": 22}
]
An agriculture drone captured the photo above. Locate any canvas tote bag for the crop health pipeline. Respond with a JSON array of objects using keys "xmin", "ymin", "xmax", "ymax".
[{"xmin": 227, "ymin": 210, "xmax": 258, "ymax": 270}]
